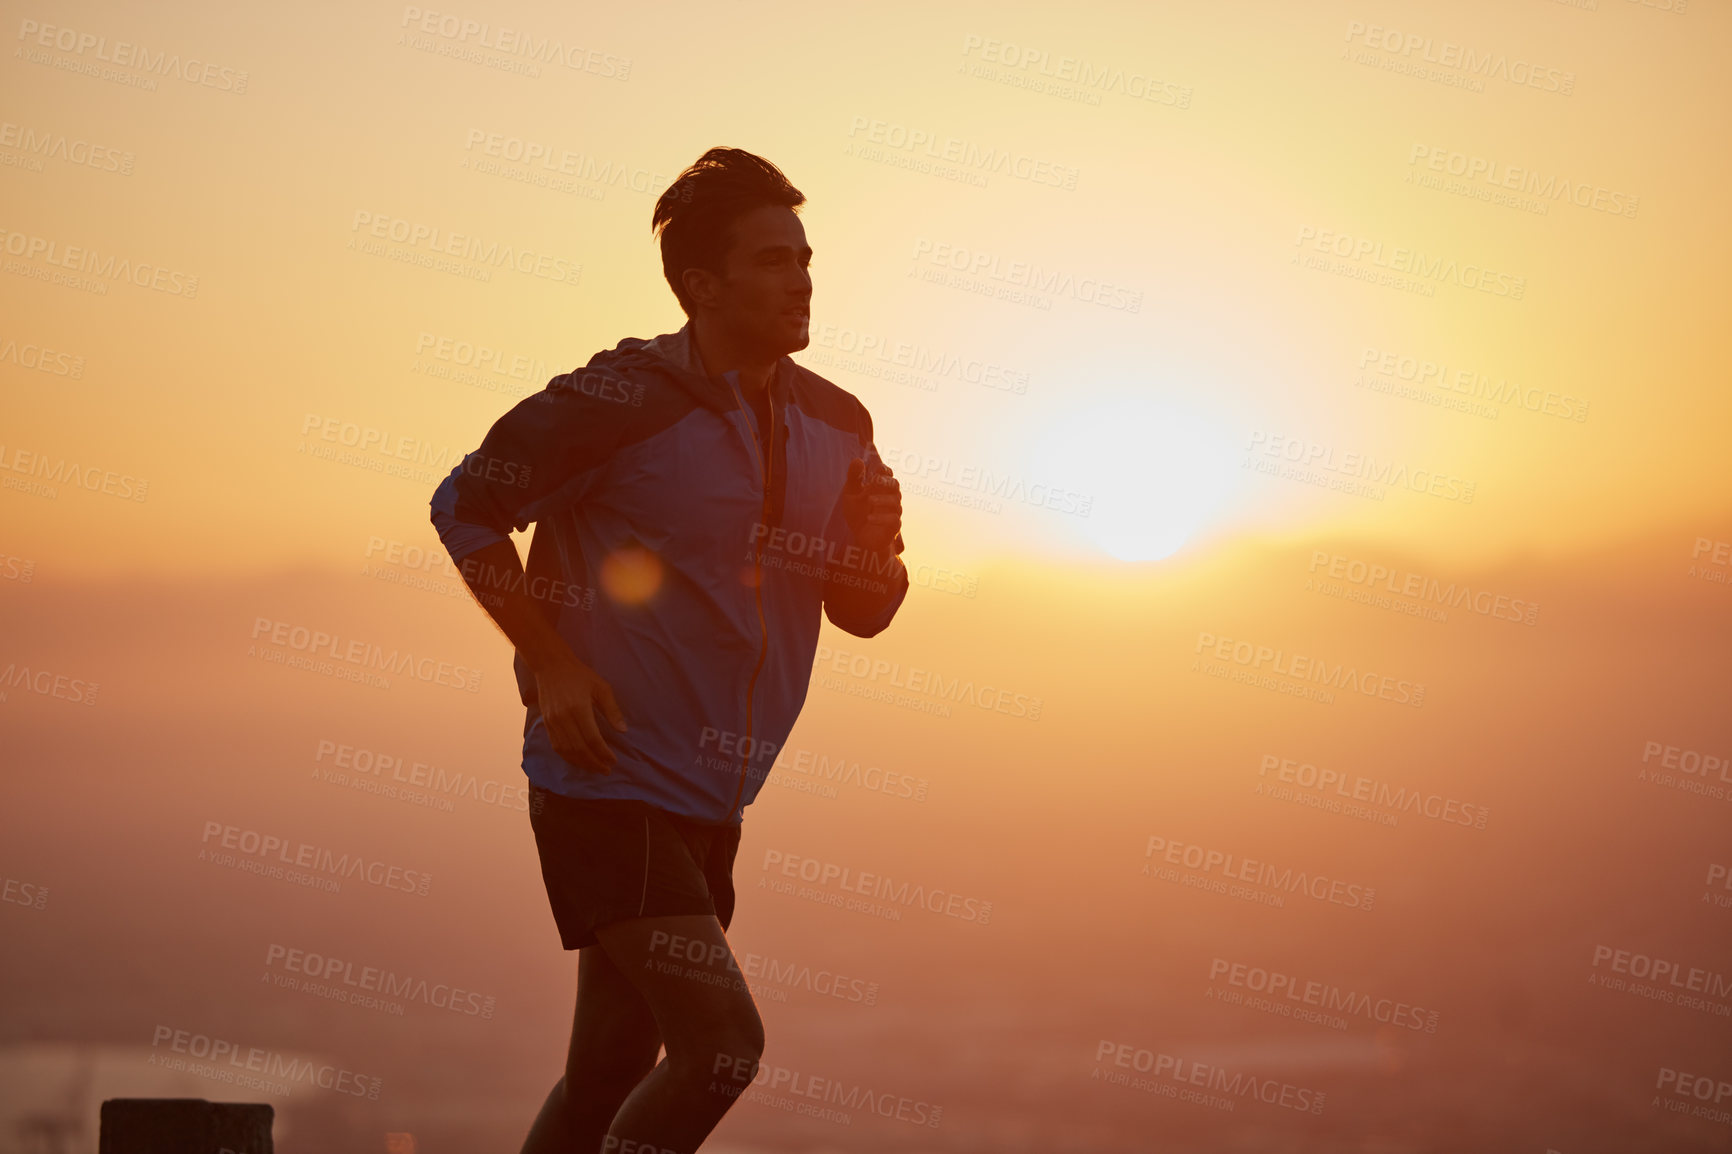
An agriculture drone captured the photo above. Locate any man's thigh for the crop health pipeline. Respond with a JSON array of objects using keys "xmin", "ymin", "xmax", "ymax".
[
  {"xmin": 593, "ymin": 914, "xmax": 762, "ymax": 1064},
  {"xmin": 569, "ymin": 942, "xmax": 662, "ymax": 1085}
]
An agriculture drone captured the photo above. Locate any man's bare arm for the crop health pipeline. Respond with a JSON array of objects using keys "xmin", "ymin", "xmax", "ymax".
[{"xmin": 457, "ymin": 538, "xmax": 626, "ymax": 773}]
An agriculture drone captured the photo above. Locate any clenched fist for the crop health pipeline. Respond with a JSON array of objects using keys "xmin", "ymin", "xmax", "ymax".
[{"xmin": 842, "ymin": 457, "xmax": 904, "ymax": 555}]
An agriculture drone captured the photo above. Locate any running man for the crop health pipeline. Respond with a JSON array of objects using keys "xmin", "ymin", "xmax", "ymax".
[{"xmin": 429, "ymin": 148, "xmax": 908, "ymax": 1154}]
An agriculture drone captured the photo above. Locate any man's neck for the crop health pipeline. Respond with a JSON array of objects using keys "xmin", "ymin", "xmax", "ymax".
[{"xmin": 690, "ymin": 317, "xmax": 776, "ymax": 399}]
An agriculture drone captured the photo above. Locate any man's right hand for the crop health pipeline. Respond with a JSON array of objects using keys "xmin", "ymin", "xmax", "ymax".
[
  {"xmin": 531, "ymin": 652, "xmax": 628, "ymax": 773},
  {"xmin": 450, "ymin": 539, "xmax": 629, "ymax": 774}
]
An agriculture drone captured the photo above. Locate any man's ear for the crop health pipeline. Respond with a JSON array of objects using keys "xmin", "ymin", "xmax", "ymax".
[{"xmin": 682, "ymin": 266, "xmax": 722, "ymax": 310}]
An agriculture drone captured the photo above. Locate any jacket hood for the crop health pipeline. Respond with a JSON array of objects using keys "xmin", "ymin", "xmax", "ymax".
[{"xmin": 576, "ymin": 324, "xmax": 791, "ymax": 414}]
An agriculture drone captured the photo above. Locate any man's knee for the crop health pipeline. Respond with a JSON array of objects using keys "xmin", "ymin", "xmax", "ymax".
[
  {"xmin": 707, "ymin": 1036, "xmax": 764, "ymax": 1093},
  {"xmin": 674, "ymin": 1001, "xmax": 764, "ymax": 1079},
  {"xmin": 724, "ymin": 1007, "xmax": 765, "ymax": 1065}
]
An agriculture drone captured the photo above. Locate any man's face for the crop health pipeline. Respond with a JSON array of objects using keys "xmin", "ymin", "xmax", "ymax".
[{"xmin": 694, "ymin": 204, "xmax": 812, "ymax": 358}]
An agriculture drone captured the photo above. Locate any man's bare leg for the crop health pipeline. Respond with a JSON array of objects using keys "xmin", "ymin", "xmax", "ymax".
[
  {"xmin": 521, "ymin": 943, "xmax": 664, "ymax": 1154},
  {"xmin": 592, "ymin": 913, "xmax": 765, "ymax": 1154}
]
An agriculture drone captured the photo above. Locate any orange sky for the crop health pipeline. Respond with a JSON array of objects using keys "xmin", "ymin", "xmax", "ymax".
[{"xmin": 3, "ymin": 0, "xmax": 1728, "ymax": 580}]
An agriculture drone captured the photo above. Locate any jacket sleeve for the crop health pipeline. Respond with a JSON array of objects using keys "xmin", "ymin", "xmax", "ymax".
[
  {"xmin": 429, "ymin": 368, "xmax": 636, "ymax": 565},
  {"xmin": 820, "ymin": 421, "xmax": 910, "ymax": 638}
]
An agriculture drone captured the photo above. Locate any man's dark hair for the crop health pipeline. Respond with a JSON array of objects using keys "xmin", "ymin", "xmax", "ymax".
[{"xmin": 652, "ymin": 147, "xmax": 805, "ymax": 316}]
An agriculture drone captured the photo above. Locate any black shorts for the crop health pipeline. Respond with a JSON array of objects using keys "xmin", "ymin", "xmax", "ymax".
[{"xmin": 528, "ymin": 786, "xmax": 743, "ymax": 951}]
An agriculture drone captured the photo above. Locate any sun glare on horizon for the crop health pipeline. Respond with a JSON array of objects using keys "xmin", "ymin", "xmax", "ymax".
[{"xmin": 1029, "ymin": 395, "xmax": 1242, "ymax": 563}]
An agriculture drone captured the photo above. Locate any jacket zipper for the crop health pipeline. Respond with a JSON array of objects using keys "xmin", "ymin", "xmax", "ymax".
[{"xmin": 725, "ymin": 372, "xmax": 775, "ymax": 823}]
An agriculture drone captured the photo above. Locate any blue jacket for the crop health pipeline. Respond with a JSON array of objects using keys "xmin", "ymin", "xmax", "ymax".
[{"xmin": 430, "ymin": 323, "xmax": 909, "ymax": 823}]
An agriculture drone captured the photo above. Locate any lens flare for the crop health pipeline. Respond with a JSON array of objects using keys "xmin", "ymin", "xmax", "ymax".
[{"xmin": 600, "ymin": 547, "xmax": 664, "ymax": 605}]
